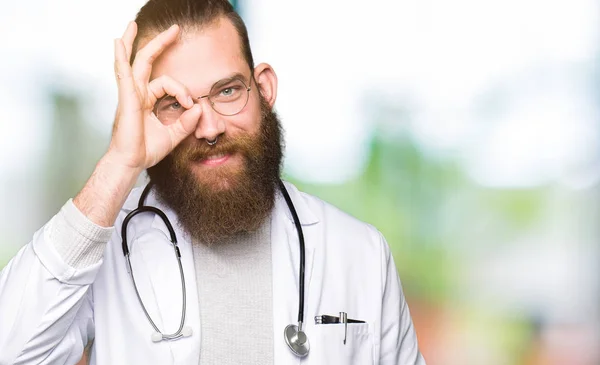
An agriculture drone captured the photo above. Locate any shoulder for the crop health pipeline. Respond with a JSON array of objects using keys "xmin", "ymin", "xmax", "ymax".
[{"xmin": 285, "ymin": 182, "xmax": 388, "ymax": 255}]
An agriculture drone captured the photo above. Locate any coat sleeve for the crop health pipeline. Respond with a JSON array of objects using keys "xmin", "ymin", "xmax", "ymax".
[
  {"xmin": 0, "ymin": 200, "xmax": 114, "ymax": 365},
  {"xmin": 378, "ymin": 232, "xmax": 427, "ymax": 365}
]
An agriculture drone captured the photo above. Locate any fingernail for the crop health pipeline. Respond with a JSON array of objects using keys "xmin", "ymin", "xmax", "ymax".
[{"xmin": 188, "ymin": 96, "xmax": 194, "ymax": 107}]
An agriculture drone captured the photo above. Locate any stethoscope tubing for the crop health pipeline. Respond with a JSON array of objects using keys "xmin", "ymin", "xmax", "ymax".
[
  {"xmin": 125, "ymin": 252, "xmax": 188, "ymax": 340},
  {"xmin": 277, "ymin": 180, "xmax": 306, "ymax": 325},
  {"xmin": 122, "ymin": 183, "xmax": 188, "ymax": 341}
]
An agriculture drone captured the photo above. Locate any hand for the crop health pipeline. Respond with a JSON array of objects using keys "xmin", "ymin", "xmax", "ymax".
[{"xmin": 108, "ymin": 22, "xmax": 202, "ymax": 171}]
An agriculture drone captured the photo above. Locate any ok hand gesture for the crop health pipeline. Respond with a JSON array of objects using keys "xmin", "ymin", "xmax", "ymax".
[{"xmin": 109, "ymin": 22, "xmax": 202, "ymax": 171}]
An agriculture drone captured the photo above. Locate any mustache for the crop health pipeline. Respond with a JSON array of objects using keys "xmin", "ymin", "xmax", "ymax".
[{"xmin": 176, "ymin": 134, "xmax": 257, "ymax": 162}]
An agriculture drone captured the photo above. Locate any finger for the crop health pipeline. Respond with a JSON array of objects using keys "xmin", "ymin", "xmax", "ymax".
[
  {"xmin": 114, "ymin": 38, "xmax": 138, "ymax": 114},
  {"xmin": 168, "ymin": 104, "xmax": 203, "ymax": 145},
  {"xmin": 121, "ymin": 21, "xmax": 138, "ymax": 63},
  {"xmin": 148, "ymin": 75, "xmax": 194, "ymax": 109},
  {"xmin": 132, "ymin": 24, "xmax": 180, "ymax": 84}
]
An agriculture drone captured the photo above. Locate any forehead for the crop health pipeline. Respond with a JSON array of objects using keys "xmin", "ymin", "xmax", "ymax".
[{"xmin": 149, "ymin": 17, "xmax": 248, "ymax": 92}]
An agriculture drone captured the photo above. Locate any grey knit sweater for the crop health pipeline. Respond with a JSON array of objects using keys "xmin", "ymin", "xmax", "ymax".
[{"xmin": 192, "ymin": 219, "xmax": 273, "ymax": 365}]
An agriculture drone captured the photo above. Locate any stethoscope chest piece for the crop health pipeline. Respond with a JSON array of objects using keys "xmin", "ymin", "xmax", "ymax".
[{"xmin": 284, "ymin": 323, "xmax": 310, "ymax": 357}]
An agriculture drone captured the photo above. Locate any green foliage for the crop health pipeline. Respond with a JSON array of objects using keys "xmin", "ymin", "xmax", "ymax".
[
  {"xmin": 287, "ymin": 131, "xmax": 547, "ymax": 303},
  {"xmin": 287, "ymin": 134, "xmax": 459, "ymax": 302}
]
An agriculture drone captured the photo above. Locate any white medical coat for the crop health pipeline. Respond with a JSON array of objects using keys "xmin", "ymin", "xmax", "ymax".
[{"xmin": 0, "ymin": 181, "xmax": 425, "ymax": 365}]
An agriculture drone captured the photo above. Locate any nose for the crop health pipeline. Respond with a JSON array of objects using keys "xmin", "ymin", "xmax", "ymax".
[{"xmin": 193, "ymin": 96, "xmax": 225, "ymax": 141}]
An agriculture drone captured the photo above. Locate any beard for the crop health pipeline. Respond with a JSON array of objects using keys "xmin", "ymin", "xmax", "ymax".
[{"xmin": 146, "ymin": 95, "xmax": 284, "ymax": 245}]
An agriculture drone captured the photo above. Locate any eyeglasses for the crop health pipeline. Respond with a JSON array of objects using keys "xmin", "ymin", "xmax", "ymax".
[{"xmin": 154, "ymin": 74, "xmax": 252, "ymax": 123}]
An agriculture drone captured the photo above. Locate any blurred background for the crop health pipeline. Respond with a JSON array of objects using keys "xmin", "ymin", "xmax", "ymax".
[{"xmin": 1, "ymin": 0, "xmax": 599, "ymax": 364}]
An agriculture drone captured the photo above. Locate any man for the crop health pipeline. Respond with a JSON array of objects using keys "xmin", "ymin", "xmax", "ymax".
[{"xmin": 0, "ymin": 0, "xmax": 425, "ymax": 364}]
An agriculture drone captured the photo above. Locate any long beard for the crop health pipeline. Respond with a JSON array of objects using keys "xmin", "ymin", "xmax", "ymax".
[{"xmin": 146, "ymin": 96, "xmax": 284, "ymax": 245}]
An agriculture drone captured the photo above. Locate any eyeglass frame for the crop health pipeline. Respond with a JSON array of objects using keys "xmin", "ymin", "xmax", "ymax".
[{"xmin": 154, "ymin": 72, "xmax": 254, "ymax": 118}]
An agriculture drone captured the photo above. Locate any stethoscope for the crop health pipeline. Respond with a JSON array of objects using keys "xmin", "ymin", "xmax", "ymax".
[{"xmin": 121, "ymin": 179, "xmax": 311, "ymax": 357}]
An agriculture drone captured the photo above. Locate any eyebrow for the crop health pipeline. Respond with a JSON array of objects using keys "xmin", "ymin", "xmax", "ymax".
[{"xmin": 210, "ymin": 72, "xmax": 248, "ymax": 90}]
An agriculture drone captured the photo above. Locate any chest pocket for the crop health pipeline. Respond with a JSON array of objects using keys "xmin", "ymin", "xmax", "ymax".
[{"xmin": 305, "ymin": 323, "xmax": 374, "ymax": 365}]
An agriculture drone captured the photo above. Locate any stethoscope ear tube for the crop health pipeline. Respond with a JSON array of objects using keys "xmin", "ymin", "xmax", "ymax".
[
  {"xmin": 121, "ymin": 182, "xmax": 154, "ymax": 256},
  {"xmin": 122, "ymin": 182, "xmax": 187, "ymax": 343}
]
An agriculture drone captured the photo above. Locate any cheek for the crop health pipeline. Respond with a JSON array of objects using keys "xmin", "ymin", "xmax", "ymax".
[{"xmin": 228, "ymin": 100, "xmax": 262, "ymax": 134}]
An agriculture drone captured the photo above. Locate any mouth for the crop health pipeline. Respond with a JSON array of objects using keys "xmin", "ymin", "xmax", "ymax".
[{"xmin": 198, "ymin": 152, "xmax": 231, "ymax": 166}]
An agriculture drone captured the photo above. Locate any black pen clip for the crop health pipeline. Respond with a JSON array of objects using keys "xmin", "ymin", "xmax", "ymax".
[
  {"xmin": 314, "ymin": 313, "xmax": 365, "ymax": 324},
  {"xmin": 314, "ymin": 312, "xmax": 366, "ymax": 345}
]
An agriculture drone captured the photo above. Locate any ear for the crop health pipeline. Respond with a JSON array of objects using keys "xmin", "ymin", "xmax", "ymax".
[{"xmin": 253, "ymin": 63, "xmax": 278, "ymax": 108}]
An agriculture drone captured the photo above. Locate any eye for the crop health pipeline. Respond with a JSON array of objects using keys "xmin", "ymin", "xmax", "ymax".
[
  {"xmin": 155, "ymin": 97, "xmax": 183, "ymax": 112},
  {"xmin": 220, "ymin": 87, "xmax": 235, "ymax": 96},
  {"xmin": 210, "ymin": 79, "xmax": 246, "ymax": 104},
  {"xmin": 169, "ymin": 101, "xmax": 182, "ymax": 110}
]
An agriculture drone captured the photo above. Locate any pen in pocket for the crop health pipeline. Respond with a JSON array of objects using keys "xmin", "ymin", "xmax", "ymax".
[{"xmin": 314, "ymin": 312, "xmax": 365, "ymax": 344}]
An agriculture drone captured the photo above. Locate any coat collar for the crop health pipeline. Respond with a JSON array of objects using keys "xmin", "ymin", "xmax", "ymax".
[{"xmin": 277, "ymin": 180, "xmax": 319, "ymax": 226}]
